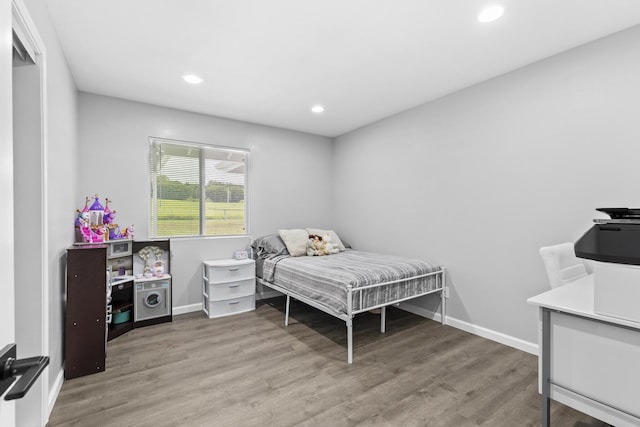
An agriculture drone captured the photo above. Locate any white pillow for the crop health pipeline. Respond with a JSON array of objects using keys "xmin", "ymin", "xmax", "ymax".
[
  {"xmin": 278, "ymin": 229, "xmax": 309, "ymax": 257},
  {"xmin": 306, "ymin": 228, "xmax": 346, "ymax": 251}
]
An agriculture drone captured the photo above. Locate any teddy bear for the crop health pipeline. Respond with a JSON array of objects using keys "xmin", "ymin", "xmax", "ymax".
[
  {"xmin": 323, "ymin": 233, "xmax": 340, "ymax": 254},
  {"xmin": 307, "ymin": 234, "xmax": 329, "ymax": 256}
]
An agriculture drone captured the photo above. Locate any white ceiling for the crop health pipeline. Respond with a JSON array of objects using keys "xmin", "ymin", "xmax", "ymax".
[{"xmin": 46, "ymin": 1, "xmax": 640, "ymax": 137}]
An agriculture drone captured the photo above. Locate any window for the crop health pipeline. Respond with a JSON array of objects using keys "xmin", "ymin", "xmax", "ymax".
[{"xmin": 149, "ymin": 137, "xmax": 248, "ymax": 237}]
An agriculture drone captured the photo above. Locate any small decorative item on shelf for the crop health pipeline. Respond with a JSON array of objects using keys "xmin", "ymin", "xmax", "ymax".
[
  {"xmin": 88, "ymin": 195, "xmax": 104, "ymax": 228},
  {"xmin": 137, "ymin": 246, "xmax": 166, "ymax": 278},
  {"xmin": 123, "ymin": 224, "xmax": 135, "ymax": 240},
  {"xmin": 102, "ymin": 197, "xmax": 114, "ymax": 225},
  {"xmin": 74, "ymin": 194, "xmax": 128, "ymax": 243},
  {"xmin": 234, "ymin": 250, "xmax": 248, "ymax": 260},
  {"xmin": 153, "ymin": 260, "xmax": 165, "ymax": 276},
  {"xmin": 137, "ymin": 247, "xmax": 153, "ymax": 277}
]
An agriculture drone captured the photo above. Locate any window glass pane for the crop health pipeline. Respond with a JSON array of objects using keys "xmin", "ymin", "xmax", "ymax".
[
  {"xmin": 204, "ymin": 152, "xmax": 246, "ymax": 235},
  {"xmin": 152, "ymin": 143, "xmax": 200, "ymax": 236},
  {"xmin": 149, "ymin": 138, "xmax": 248, "ymax": 238}
]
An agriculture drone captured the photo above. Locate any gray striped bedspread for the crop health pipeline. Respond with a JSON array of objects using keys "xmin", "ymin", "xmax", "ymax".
[{"xmin": 262, "ymin": 250, "xmax": 441, "ymax": 316}]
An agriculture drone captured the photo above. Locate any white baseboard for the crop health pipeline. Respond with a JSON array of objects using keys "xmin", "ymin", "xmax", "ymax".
[
  {"xmin": 48, "ymin": 368, "xmax": 64, "ymax": 418},
  {"xmin": 397, "ymin": 302, "xmax": 538, "ymax": 356},
  {"xmin": 397, "ymin": 302, "xmax": 444, "ymax": 324},
  {"xmin": 173, "ymin": 303, "xmax": 203, "ymax": 316}
]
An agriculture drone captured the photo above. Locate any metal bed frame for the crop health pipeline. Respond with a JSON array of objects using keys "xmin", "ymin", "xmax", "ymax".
[{"xmin": 257, "ymin": 267, "xmax": 446, "ymax": 363}]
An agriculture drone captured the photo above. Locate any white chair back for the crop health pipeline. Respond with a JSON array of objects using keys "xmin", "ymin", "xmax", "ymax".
[{"xmin": 539, "ymin": 242, "xmax": 591, "ymax": 289}]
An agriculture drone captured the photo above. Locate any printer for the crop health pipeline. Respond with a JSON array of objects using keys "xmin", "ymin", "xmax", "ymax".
[{"xmin": 575, "ymin": 208, "xmax": 640, "ymax": 323}]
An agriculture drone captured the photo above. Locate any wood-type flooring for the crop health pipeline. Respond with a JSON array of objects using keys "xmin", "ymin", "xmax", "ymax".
[{"xmin": 47, "ymin": 298, "xmax": 606, "ymax": 427}]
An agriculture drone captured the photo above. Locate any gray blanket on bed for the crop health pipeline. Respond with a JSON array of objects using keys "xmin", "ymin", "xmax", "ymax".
[{"xmin": 262, "ymin": 250, "xmax": 440, "ymax": 315}]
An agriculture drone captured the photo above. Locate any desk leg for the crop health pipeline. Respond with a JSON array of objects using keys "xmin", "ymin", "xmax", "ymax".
[{"xmin": 542, "ymin": 308, "xmax": 551, "ymax": 427}]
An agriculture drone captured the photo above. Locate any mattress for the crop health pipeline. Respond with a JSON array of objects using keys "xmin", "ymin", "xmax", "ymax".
[{"xmin": 262, "ymin": 250, "xmax": 440, "ymax": 315}]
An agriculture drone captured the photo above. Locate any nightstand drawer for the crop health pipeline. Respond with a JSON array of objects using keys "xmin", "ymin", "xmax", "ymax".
[
  {"xmin": 203, "ymin": 294, "xmax": 255, "ymax": 319},
  {"xmin": 204, "ymin": 277, "xmax": 255, "ymax": 300},
  {"xmin": 203, "ymin": 259, "xmax": 255, "ymax": 284}
]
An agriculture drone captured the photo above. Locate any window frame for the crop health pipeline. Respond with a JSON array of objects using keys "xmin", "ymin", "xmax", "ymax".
[{"xmin": 149, "ymin": 136, "xmax": 250, "ymax": 238}]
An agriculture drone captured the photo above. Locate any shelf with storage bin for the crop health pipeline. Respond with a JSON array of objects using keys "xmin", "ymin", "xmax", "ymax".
[
  {"xmin": 108, "ymin": 277, "xmax": 134, "ymax": 341},
  {"xmin": 202, "ymin": 259, "xmax": 255, "ymax": 319}
]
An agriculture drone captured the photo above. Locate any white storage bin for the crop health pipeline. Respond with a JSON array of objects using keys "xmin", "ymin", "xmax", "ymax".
[
  {"xmin": 204, "ymin": 277, "xmax": 255, "ymax": 300},
  {"xmin": 203, "ymin": 259, "xmax": 255, "ymax": 284},
  {"xmin": 203, "ymin": 294, "xmax": 255, "ymax": 319},
  {"xmin": 202, "ymin": 258, "xmax": 256, "ymax": 319}
]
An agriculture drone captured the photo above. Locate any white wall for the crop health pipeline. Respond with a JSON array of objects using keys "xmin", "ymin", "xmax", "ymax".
[
  {"xmin": 333, "ymin": 25, "xmax": 640, "ymax": 347},
  {"xmin": 77, "ymin": 93, "xmax": 334, "ymax": 239},
  {"xmin": 170, "ymin": 236, "xmax": 251, "ymax": 311},
  {"xmin": 77, "ymin": 93, "xmax": 334, "ymax": 311}
]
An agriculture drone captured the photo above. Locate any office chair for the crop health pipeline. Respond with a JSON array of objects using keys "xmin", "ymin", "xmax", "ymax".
[{"xmin": 539, "ymin": 242, "xmax": 592, "ymax": 289}]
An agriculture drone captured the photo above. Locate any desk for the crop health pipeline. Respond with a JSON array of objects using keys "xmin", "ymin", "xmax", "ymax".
[{"xmin": 528, "ymin": 275, "xmax": 640, "ymax": 427}]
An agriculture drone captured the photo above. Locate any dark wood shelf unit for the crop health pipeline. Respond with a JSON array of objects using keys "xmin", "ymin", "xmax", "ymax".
[{"xmin": 65, "ymin": 245, "xmax": 107, "ymax": 380}]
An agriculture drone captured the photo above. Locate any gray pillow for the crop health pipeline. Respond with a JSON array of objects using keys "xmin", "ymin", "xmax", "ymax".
[{"xmin": 252, "ymin": 234, "xmax": 290, "ymax": 258}]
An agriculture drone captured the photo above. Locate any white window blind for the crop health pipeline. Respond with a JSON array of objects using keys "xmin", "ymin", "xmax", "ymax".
[{"xmin": 149, "ymin": 137, "xmax": 248, "ymax": 237}]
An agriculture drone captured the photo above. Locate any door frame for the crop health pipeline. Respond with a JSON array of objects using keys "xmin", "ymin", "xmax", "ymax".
[
  {"xmin": 0, "ymin": 0, "xmax": 16, "ymax": 421},
  {"xmin": 11, "ymin": 0, "xmax": 49, "ymax": 423}
]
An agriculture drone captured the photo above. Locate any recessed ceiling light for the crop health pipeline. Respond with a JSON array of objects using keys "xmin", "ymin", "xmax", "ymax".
[
  {"xmin": 311, "ymin": 105, "xmax": 325, "ymax": 114},
  {"xmin": 182, "ymin": 74, "xmax": 203, "ymax": 84},
  {"xmin": 478, "ymin": 5, "xmax": 504, "ymax": 23}
]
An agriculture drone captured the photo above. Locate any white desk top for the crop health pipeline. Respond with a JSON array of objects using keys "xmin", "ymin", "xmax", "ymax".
[{"xmin": 527, "ymin": 275, "xmax": 640, "ymax": 330}]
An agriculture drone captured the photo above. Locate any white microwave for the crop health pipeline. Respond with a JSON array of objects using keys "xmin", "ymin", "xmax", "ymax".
[{"xmin": 107, "ymin": 240, "xmax": 132, "ymax": 258}]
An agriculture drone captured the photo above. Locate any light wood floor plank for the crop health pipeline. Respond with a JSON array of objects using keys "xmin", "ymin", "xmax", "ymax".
[{"xmin": 47, "ymin": 298, "xmax": 606, "ymax": 427}]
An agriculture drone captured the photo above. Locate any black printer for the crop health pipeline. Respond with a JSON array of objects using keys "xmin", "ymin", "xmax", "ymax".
[{"xmin": 575, "ymin": 208, "xmax": 640, "ymax": 266}]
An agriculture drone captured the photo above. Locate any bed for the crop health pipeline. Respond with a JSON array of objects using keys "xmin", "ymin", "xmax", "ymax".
[{"xmin": 253, "ymin": 231, "xmax": 446, "ymax": 363}]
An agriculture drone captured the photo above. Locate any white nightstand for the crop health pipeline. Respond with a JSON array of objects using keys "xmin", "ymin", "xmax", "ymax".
[{"xmin": 202, "ymin": 259, "xmax": 255, "ymax": 319}]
